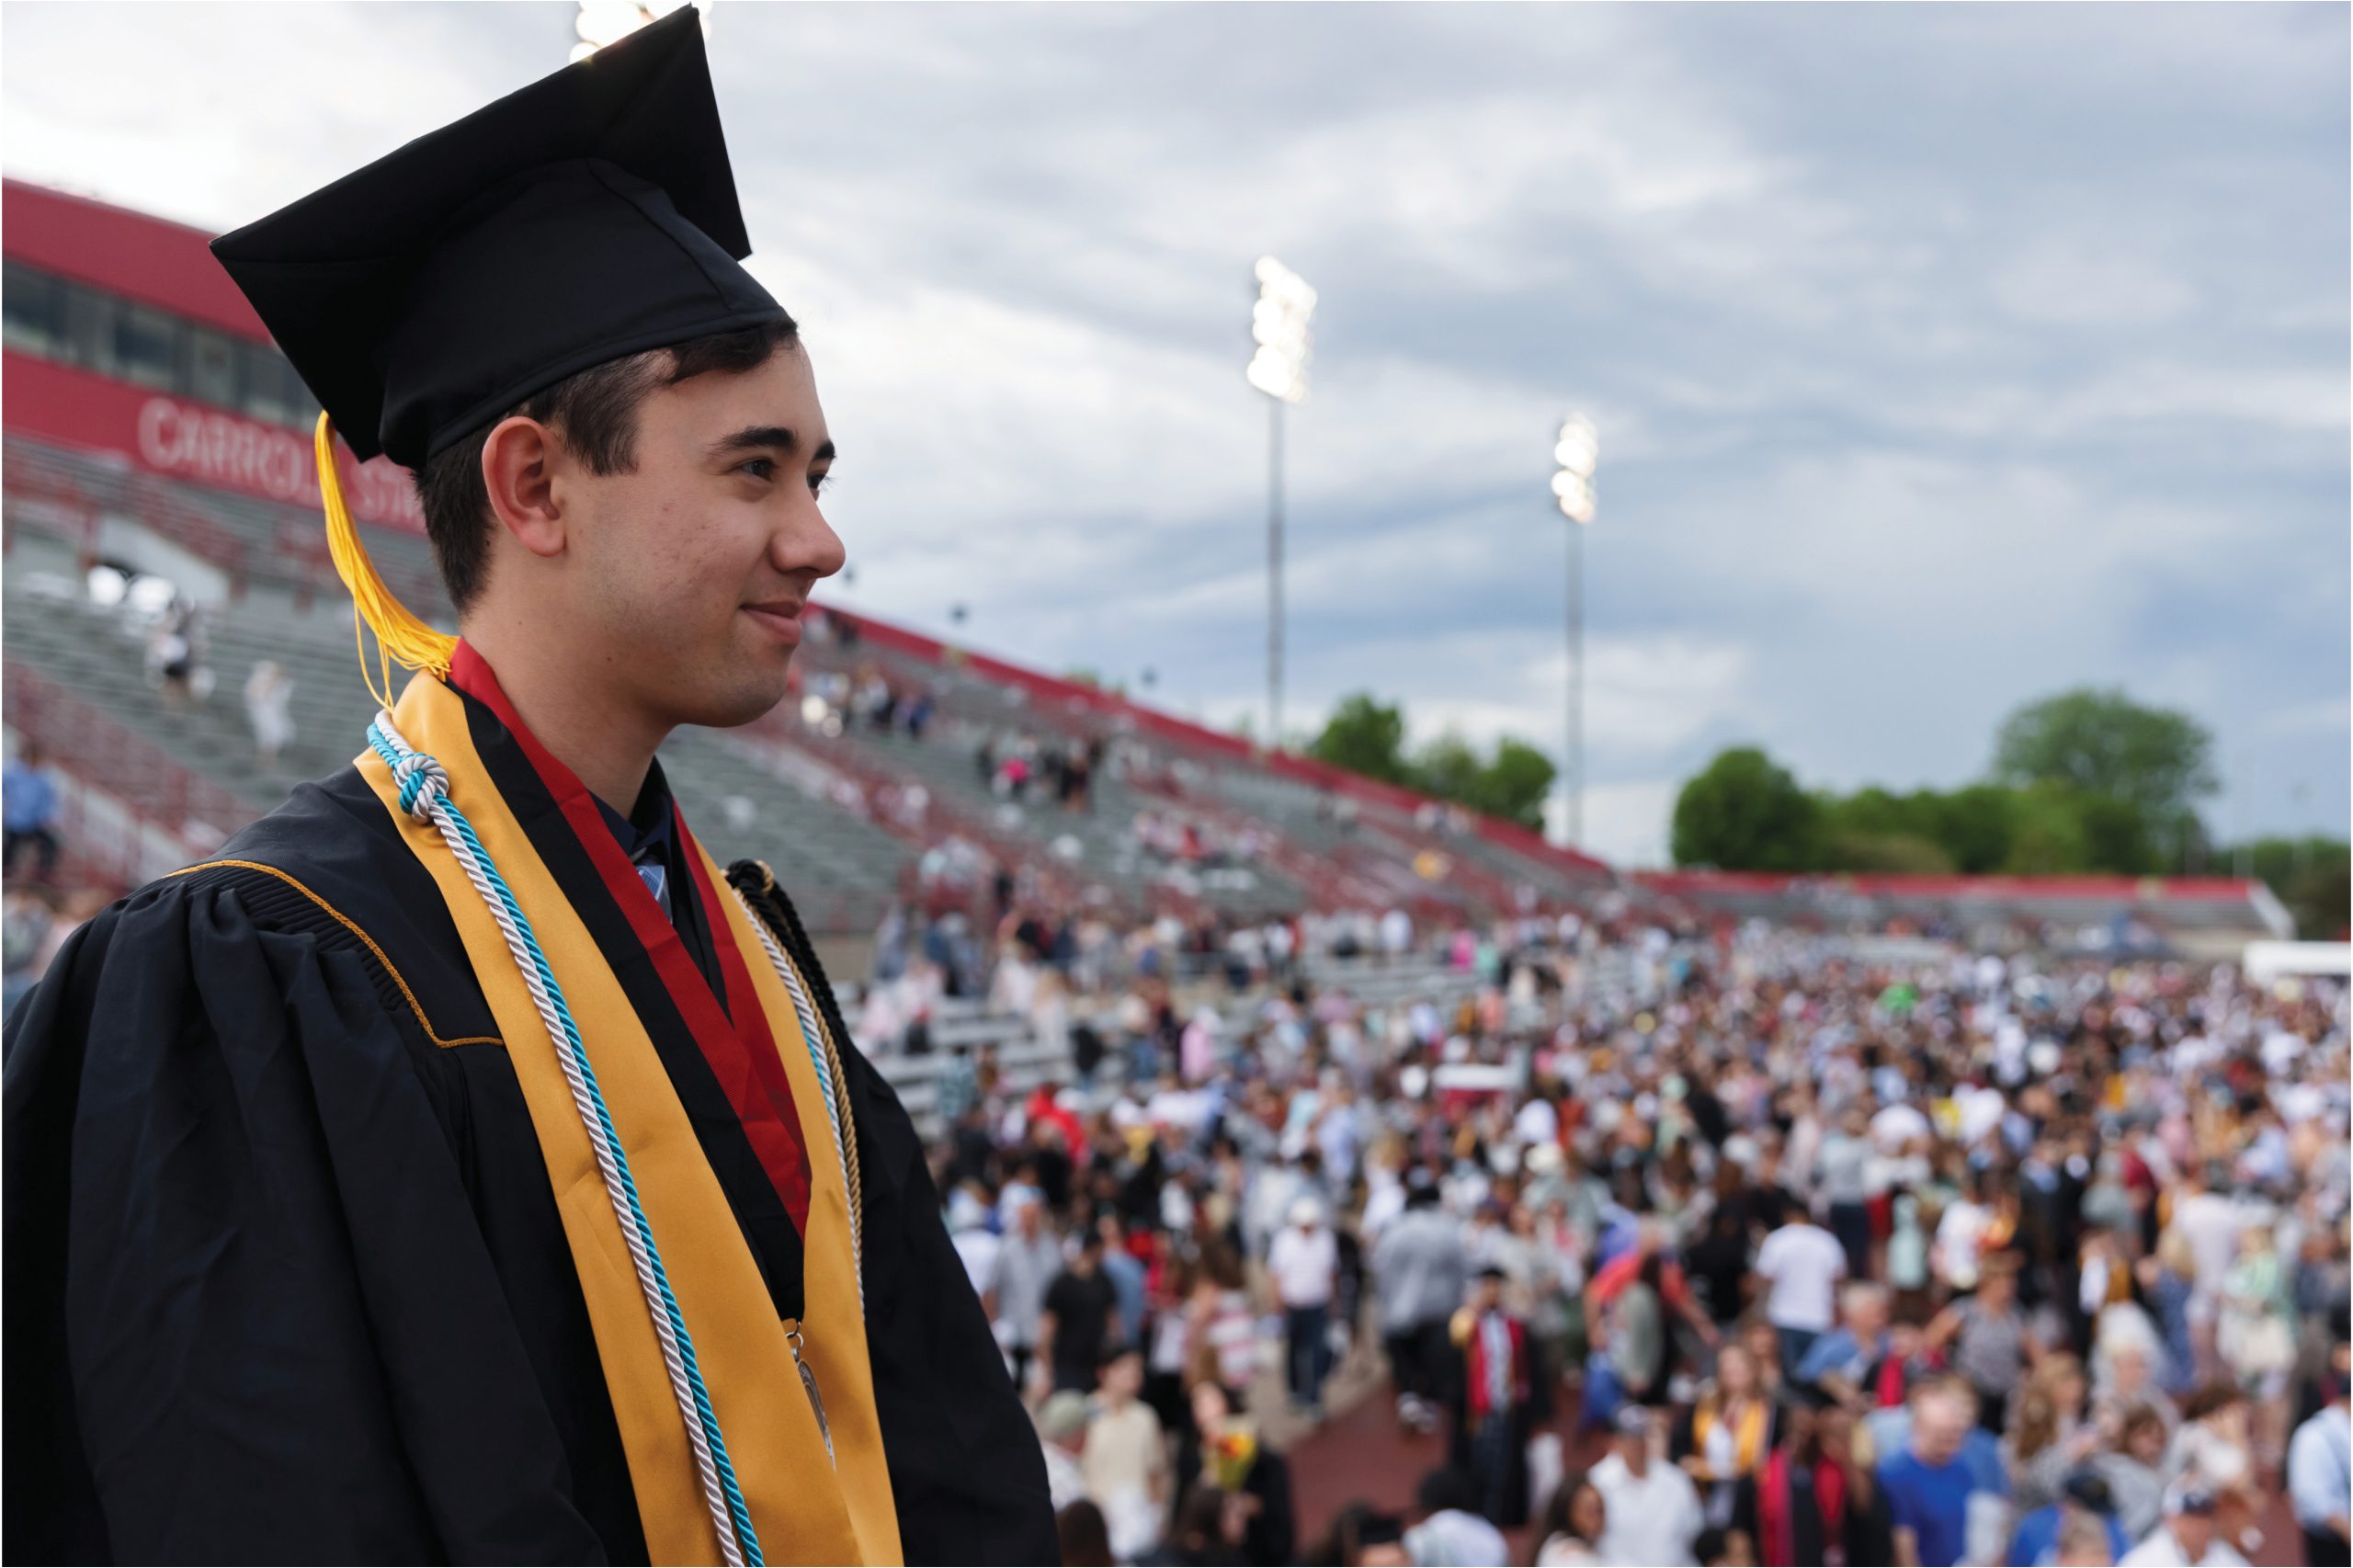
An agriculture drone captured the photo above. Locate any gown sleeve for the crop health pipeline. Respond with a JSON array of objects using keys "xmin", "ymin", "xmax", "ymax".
[{"xmin": 3, "ymin": 879, "xmax": 607, "ymax": 1566}]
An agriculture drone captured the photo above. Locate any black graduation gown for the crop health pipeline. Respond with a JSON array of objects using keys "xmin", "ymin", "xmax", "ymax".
[{"xmin": 4, "ymin": 741, "xmax": 1052, "ymax": 1564}]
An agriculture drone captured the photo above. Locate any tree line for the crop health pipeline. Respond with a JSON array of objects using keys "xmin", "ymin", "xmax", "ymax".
[
  {"xmin": 1305, "ymin": 693, "xmax": 1557, "ymax": 832},
  {"xmin": 1669, "ymin": 688, "xmax": 2347, "ymax": 938}
]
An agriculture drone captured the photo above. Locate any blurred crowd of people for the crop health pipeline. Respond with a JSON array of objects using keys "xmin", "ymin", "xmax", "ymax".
[{"xmin": 921, "ymin": 912, "xmax": 2348, "ymax": 1567}]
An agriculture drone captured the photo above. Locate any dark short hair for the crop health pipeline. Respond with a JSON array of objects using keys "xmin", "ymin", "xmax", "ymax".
[
  {"xmin": 413, "ymin": 318, "xmax": 800, "ymax": 612},
  {"xmin": 1415, "ymin": 1467, "xmax": 1476, "ymax": 1517},
  {"xmin": 1055, "ymin": 1500, "xmax": 1114, "ymax": 1568}
]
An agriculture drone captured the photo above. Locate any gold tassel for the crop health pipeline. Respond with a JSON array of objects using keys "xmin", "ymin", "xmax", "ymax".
[{"xmin": 316, "ymin": 414, "xmax": 457, "ymax": 710}]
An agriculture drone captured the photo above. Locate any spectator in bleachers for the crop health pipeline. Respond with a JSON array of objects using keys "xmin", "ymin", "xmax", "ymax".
[
  {"xmin": 3, "ymin": 882, "xmax": 61, "ymax": 1017},
  {"xmin": 145, "ymin": 597, "xmax": 205, "ymax": 711},
  {"xmin": 4, "ymin": 742, "xmax": 63, "ymax": 880},
  {"xmin": 243, "ymin": 660, "xmax": 296, "ymax": 773}
]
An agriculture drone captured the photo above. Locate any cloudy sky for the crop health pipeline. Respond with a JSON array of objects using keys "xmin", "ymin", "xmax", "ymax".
[{"xmin": 7, "ymin": 2, "xmax": 2346, "ymax": 864}]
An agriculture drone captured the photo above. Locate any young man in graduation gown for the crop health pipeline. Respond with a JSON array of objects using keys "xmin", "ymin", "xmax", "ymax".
[{"xmin": 2, "ymin": 14, "xmax": 1052, "ymax": 1565}]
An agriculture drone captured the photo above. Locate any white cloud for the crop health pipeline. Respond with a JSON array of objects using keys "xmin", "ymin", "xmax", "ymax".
[
  {"xmin": 1991, "ymin": 240, "xmax": 2199, "ymax": 328},
  {"xmin": 1543, "ymin": 778, "xmax": 1682, "ymax": 869}
]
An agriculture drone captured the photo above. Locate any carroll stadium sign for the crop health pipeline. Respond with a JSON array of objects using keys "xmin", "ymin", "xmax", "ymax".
[
  {"xmin": 136, "ymin": 395, "xmax": 423, "ymax": 533},
  {"xmin": 137, "ymin": 398, "xmax": 308, "ymax": 499}
]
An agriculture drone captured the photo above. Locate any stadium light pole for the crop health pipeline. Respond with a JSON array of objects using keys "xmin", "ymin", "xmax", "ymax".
[
  {"xmin": 1246, "ymin": 256, "xmax": 1314, "ymax": 751},
  {"xmin": 1552, "ymin": 415, "xmax": 1598, "ymax": 849}
]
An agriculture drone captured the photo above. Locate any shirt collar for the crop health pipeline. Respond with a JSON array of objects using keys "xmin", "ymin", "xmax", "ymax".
[{"xmin": 594, "ymin": 757, "xmax": 681, "ymax": 875}]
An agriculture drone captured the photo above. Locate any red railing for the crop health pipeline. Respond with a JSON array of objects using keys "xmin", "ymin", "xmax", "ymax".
[{"xmin": 3, "ymin": 662, "xmax": 257, "ymax": 845}]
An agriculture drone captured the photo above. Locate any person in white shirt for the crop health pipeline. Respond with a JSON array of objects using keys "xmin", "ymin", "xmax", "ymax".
[
  {"xmin": 1081, "ymin": 1346, "xmax": 1168, "ymax": 1562},
  {"xmin": 1515, "ymin": 1091, "xmax": 1561, "ymax": 1153},
  {"xmin": 1935, "ymin": 1177, "xmax": 1995, "ymax": 1294},
  {"xmin": 948, "ymin": 1186, "xmax": 1002, "ymax": 1312},
  {"xmin": 1380, "ymin": 907, "xmax": 1414, "ymax": 964},
  {"xmin": 1404, "ymin": 1468, "xmax": 1510, "ymax": 1567},
  {"xmin": 1590, "ymin": 1405, "xmax": 1704, "ymax": 1567},
  {"xmin": 2118, "ymin": 1482, "xmax": 2248, "ymax": 1567},
  {"xmin": 2287, "ymin": 1349, "xmax": 2351, "ymax": 1566},
  {"xmin": 1267, "ymin": 1197, "xmax": 1339, "ymax": 1417},
  {"xmin": 1752, "ymin": 1210, "xmax": 1847, "ymax": 1374},
  {"xmin": 2170, "ymin": 1165, "xmax": 2245, "ymax": 1363},
  {"xmin": 1872, "ymin": 1098, "xmax": 1933, "ymax": 1153},
  {"xmin": 1035, "ymin": 1390, "xmax": 1091, "ymax": 1514}
]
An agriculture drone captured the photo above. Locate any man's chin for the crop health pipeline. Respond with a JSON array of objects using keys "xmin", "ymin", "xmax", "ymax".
[{"xmin": 676, "ymin": 658, "xmax": 793, "ymax": 731}]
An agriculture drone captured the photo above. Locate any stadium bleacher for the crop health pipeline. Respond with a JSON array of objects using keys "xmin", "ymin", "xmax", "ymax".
[{"xmin": 2, "ymin": 427, "xmax": 2290, "ymax": 957}]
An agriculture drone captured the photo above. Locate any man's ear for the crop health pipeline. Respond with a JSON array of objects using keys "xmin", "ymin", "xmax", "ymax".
[{"xmin": 481, "ymin": 415, "xmax": 566, "ymax": 559}]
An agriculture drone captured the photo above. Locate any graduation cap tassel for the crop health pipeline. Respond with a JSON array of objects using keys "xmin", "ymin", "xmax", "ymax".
[{"xmin": 316, "ymin": 414, "xmax": 459, "ymax": 710}]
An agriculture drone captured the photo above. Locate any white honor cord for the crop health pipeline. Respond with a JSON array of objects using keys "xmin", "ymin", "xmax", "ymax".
[{"xmin": 731, "ymin": 887, "xmax": 863, "ymax": 1311}]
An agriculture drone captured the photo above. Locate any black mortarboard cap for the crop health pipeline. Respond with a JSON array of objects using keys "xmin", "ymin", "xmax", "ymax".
[{"xmin": 210, "ymin": 7, "xmax": 787, "ymax": 470}]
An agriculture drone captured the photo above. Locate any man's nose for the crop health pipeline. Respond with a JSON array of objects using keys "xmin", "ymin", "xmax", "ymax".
[{"xmin": 776, "ymin": 495, "xmax": 847, "ymax": 579}]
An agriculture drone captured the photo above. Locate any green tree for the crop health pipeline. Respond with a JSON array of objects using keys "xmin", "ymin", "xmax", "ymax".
[
  {"xmin": 1471, "ymin": 738, "xmax": 1557, "ymax": 832},
  {"xmin": 1409, "ymin": 733, "xmax": 1483, "ymax": 805},
  {"xmin": 1992, "ymin": 688, "xmax": 2217, "ymax": 823},
  {"xmin": 2284, "ymin": 860, "xmax": 2351, "ymax": 939},
  {"xmin": 1927, "ymin": 785, "xmax": 2018, "ymax": 873},
  {"xmin": 2229, "ymin": 835, "xmax": 2351, "ymax": 938},
  {"xmin": 2073, "ymin": 793, "xmax": 2158, "ymax": 875},
  {"xmin": 1826, "ymin": 786, "xmax": 1933, "ymax": 843},
  {"xmin": 2000, "ymin": 784, "xmax": 2093, "ymax": 873},
  {"xmin": 1671, "ymin": 747, "xmax": 1824, "ymax": 870},
  {"xmin": 1310, "ymin": 693, "xmax": 1410, "ymax": 784},
  {"xmin": 1820, "ymin": 829, "xmax": 1956, "ymax": 874}
]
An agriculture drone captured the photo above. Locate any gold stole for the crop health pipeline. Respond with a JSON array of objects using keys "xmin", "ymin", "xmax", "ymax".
[{"xmin": 356, "ymin": 670, "xmax": 901, "ymax": 1565}]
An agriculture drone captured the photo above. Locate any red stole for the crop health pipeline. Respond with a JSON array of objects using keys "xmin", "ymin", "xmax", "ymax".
[
  {"xmin": 447, "ymin": 642, "xmax": 813, "ymax": 1233},
  {"xmin": 1756, "ymin": 1450, "xmax": 1848, "ymax": 1568},
  {"xmin": 1463, "ymin": 1311, "xmax": 1529, "ymax": 1424},
  {"xmin": 1875, "ymin": 1352, "xmax": 1908, "ymax": 1407}
]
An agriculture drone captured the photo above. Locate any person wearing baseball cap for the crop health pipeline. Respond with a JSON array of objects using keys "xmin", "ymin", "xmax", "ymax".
[
  {"xmin": 2008, "ymin": 1466, "xmax": 2131, "ymax": 1565},
  {"xmin": 2117, "ymin": 1481, "xmax": 2245, "ymax": 1567},
  {"xmin": 1269, "ymin": 1193, "xmax": 1340, "ymax": 1419},
  {"xmin": 1591, "ymin": 1403, "xmax": 1706, "ymax": 1565}
]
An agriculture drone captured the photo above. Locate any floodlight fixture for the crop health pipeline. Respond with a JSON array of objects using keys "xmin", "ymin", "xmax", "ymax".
[
  {"xmin": 1552, "ymin": 415, "xmax": 1598, "ymax": 523},
  {"xmin": 1245, "ymin": 256, "xmax": 1315, "ymax": 405}
]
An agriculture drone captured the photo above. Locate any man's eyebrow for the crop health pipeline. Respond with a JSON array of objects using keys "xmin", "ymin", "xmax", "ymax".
[
  {"xmin": 708, "ymin": 425, "xmax": 799, "ymax": 458},
  {"xmin": 706, "ymin": 427, "xmax": 837, "ymax": 466}
]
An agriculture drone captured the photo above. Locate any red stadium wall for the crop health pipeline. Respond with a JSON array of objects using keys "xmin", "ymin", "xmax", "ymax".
[
  {"xmin": 3, "ymin": 179, "xmax": 269, "ymax": 342},
  {"xmin": 3, "ymin": 351, "xmax": 425, "ymax": 533},
  {"xmin": 1633, "ymin": 869, "xmax": 2264, "ymax": 906}
]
